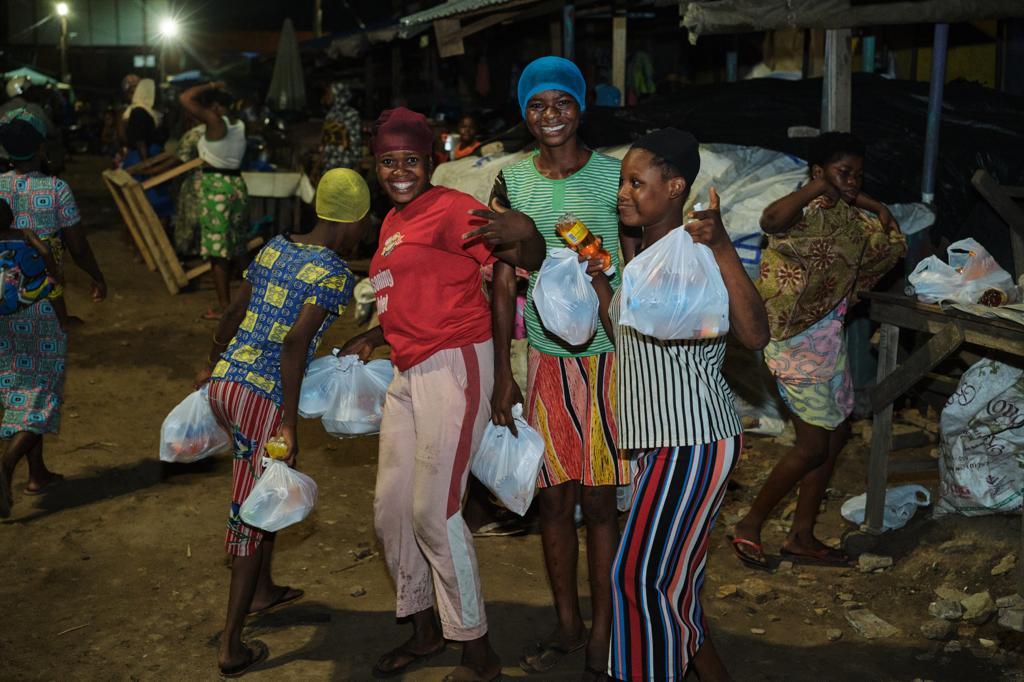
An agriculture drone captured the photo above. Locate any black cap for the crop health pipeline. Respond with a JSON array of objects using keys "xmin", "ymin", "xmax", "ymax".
[{"xmin": 632, "ymin": 127, "xmax": 700, "ymax": 187}]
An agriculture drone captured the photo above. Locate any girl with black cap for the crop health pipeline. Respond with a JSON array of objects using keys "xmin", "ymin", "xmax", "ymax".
[{"xmin": 588, "ymin": 128, "xmax": 768, "ymax": 681}]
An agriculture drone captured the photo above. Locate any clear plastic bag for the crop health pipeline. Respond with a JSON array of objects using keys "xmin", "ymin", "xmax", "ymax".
[
  {"xmin": 619, "ymin": 228, "xmax": 730, "ymax": 340},
  {"xmin": 470, "ymin": 404, "xmax": 546, "ymax": 516},
  {"xmin": 159, "ymin": 386, "xmax": 232, "ymax": 463},
  {"xmin": 318, "ymin": 354, "xmax": 394, "ymax": 437},
  {"xmin": 239, "ymin": 457, "xmax": 318, "ymax": 532},
  {"xmin": 840, "ymin": 484, "xmax": 931, "ymax": 531},
  {"xmin": 533, "ymin": 248, "xmax": 599, "ymax": 346},
  {"xmin": 299, "ymin": 352, "xmax": 345, "ymax": 418},
  {"xmin": 907, "ymin": 238, "xmax": 1014, "ymax": 305}
]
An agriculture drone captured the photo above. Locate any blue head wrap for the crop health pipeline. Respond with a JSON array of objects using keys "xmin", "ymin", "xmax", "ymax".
[{"xmin": 517, "ymin": 56, "xmax": 586, "ymax": 119}]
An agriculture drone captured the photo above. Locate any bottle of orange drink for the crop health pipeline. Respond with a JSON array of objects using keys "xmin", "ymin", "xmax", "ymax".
[{"xmin": 555, "ymin": 212, "xmax": 612, "ymax": 271}]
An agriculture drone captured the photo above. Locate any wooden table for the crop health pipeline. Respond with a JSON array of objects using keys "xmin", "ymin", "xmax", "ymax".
[{"xmin": 863, "ymin": 291, "xmax": 1024, "ymax": 595}]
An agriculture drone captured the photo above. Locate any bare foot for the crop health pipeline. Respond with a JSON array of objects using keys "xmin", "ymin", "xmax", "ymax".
[{"xmin": 24, "ymin": 471, "xmax": 64, "ymax": 495}]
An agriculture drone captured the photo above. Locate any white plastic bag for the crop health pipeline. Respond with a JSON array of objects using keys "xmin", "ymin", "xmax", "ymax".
[
  {"xmin": 298, "ymin": 352, "xmax": 353, "ymax": 418},
  {"xmin": 318, "ymin": 354, "xmax": 394, "ymax": 437},
  {"xmin": 935, "ymin": 359, "xmax": 1024, "ymax": 517},
  {"xmin": 239, "ymin": 457, "xmax": 318, "ymax": 532},
  {"xmin": 159, "ymin": 386, "xmax": 231, "ymax": 463},
  {"xmin": 619, "ymin": 228, "xmax": 730, "ymax": 340},
  {"xmin": 470, "ymin": 404, "xmax": 545, "ymax": 516},
  {"xmin": 840, "ymin": 484, "xmax": 931, "ymax": 531},
  {"xmin": 533, "ymin": 248, "xmax": 599, "ymax": 346},
  {"xmin": 907, "ymin": 238, "xmax": 1014, "ymax": 305}
]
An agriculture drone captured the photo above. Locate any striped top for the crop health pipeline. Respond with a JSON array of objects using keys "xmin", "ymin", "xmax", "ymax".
[
  {"xmin": 611, "ymin": 288, "xmax": 741, "ymax": 448},
  {"xmin": 497, "ymin": 150, "xmax": 621, "ymax": 357}
]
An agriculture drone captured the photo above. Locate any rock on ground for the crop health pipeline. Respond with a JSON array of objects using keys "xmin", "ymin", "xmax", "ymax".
[
  {"xmin": 857, "ymin": 553, "xmax": 894, "ymax": 572},
  {"xmin": 845, "ymin": 608, "xmax": 901, "ymax": 639},
  {"xmin": 920, "ymin": 619, "xmax": 954, "ymax": 640},
  {"xmin": 928, "ymin": 599, "xmax": 963, "ymax": 621},
  {"xmin": 738, "ymin": 578, "xmax": 776, "ymax": 603},
  {"xmin": 960, "ymin": 591, "xmax": 995, "ymax": 625}
]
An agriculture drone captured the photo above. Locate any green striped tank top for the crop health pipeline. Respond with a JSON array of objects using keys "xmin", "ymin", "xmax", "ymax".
[{"xmin": 504, "ymin": 150, "xmax": 621, "ymax": 357}]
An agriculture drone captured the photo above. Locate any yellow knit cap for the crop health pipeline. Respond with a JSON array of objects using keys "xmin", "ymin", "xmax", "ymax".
[{"xmin": 315, "ymin": 168, "xmax": 370, "ymax": 223}]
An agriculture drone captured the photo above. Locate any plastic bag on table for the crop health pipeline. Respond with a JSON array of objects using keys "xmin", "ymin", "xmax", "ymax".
[
  {"xmin": 470, "ymin": 404, "xmax": 545, "ymax": 516},
  {"xmin": 618, "ymin": 228, "xmax": 730, "ymax": 340},
  {"xmin": 907, "ymin": 238, "xmax": 1014, "ymax": 305},
  {"xmin": 533, "ymin": 248, "xmax": 599, "ymax": 346},
  {"xmin": 319, "ymin": 354, "xmax": 394, "ymax": 437},
  {"xmin": 239, "ymin": 457, "xmax": 318, "ymax": 532},
  {"xmin": 159, "ymin": 386, "xmax": 232, "ymax": 463},
  {"xmin": 840, "ymin": 484, "xmax": 931, "ymax": 532}
]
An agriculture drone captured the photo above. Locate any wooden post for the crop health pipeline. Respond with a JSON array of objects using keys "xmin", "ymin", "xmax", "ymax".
[
  {"xmin": 972, "ymin": 169, "xmax": 1024, "ymax": 279},
  {"xmin": 821, "ymin": 28, "xmax": 852, "ymax": 132},
  {"xmin": 612, "ymin": 12, "xmax": 627, "ymax": 107},
  {"xmin": 549, "ymin": 19, "xmax": 562, "ymax": 56},
  {"xmin": 563, "ymin": 3, "xmax": 575, "ymax": 60},
  {"xmin": 864, "ymin": 323, "xmax": 899, "ymax": 534}
]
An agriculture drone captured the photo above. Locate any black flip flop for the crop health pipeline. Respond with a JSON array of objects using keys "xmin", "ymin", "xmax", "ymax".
[
  {"xmin": 371, "ymin": 641, "xmax": 446, "ymax": 678},
  {"xmin": 519, "ymin": 636, "xmax": 587, "ymax": 674},
  {"xmin": 246, "ymin": 586, "xmax": 304, "ymax": 618},
  {"xmin": 779, "ymin": 547, "xmax": 850, "ymax": 567},
  {"xmin": 219, "ymin": 639, "xmax": 269, "ymax": 678}
]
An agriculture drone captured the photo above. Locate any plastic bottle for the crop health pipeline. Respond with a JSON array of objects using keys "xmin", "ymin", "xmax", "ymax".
[
  {"xmin": 265, "ymin": 436, "xmax": 289, "ymax": 460},
  {"xmin": 555, "ymin": 212, "xmax": 612, "ymax": 271}
]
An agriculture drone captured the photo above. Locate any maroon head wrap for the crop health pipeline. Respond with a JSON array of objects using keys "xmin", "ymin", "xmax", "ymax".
[{"xmin": 371, "ymin": 107, "xmax": 434, "ymax": 157}]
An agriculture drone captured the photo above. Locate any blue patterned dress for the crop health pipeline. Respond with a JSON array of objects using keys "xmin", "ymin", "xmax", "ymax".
[{"xmin": 0, "ymin": 171, "xmax": 79, "ymax": 438}]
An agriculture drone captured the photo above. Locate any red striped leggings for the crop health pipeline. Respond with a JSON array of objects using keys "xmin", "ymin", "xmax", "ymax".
[
  {"xmin": 207, "ymin": 380, "xmax": 283, "ymax": 556},
  {"xmin": 610, "ymin": 436, "xmax": 741, "ymax": 681}
]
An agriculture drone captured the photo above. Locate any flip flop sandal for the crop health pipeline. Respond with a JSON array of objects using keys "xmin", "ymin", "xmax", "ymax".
[
  {"xmin": 519, "ymin": 636, "xmax": 587, "ymax": 674},
  {"xmin": 23, "ymin": 474, "xmax": 65, "ymax": 496},
  {"xmin": 728, "ymin": 535, "xmax": 771, "ymax": 570},
  {"xmin": 780, "ymin": 547, "xmax": 850, "ymax": 567},
  {"xmin": 200, "ymin": 308, "xmax": 224, "ymax": 321},
  {"xmin": 441, "ymin": 666, "xmax": 503, "ymax": 682},
  {"xmin": 371, "ymin": 642, "xmax": 446, "ymax": 679},
  {"xmin": 219, "ymin": 639, "xmax": 269, "ymax": 678},
  {"xmin": 246, "ymin": 586, "xmax": 304, "ymax": 619}
]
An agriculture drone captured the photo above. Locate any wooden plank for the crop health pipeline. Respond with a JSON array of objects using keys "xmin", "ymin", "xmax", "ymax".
[
  {"xmin": 972, "ymin": 169, "xmax": 1024, "ymax": 279},
  {"xmin": 865, "ymin": 322, "xmax": 899, "ymax": 534},
  {"xmin": 123, "ymin": 152, "xmax": 175, "ymax": 175},
  {"xmin": 434, "ymin": 18, "xmax": 465, "ymax": 58},
  {"xmin": 102, "ymin": 171, "xmax": 156, "ymax": 271},
  {"xmin": 1003, "ymin": 185, "xmax": 1024, "ymax": 199},
  {"xmin": 122, "ymin": 180, "xmax": 189, "ymax": 290},
  {"xmin": 869, "ymin": 323, "xmax": 965, "ymax": 410},
  {"xmin": 869, "ymin": 302, "xmax": 1024, "ymax": 357},
  {"xmin": 821, "ymin": 28, "xmax": 852, "ymax": 132},
  {"xmin": 121, "ymin": 184, "xmax": 180, "ymax": 294},
  {"xmin": 888, "ymin": 458, "xmax": 940, "ymax": 474},
  {"xmin": 612, "ymin": 14, "xmax": 627, "ymax": 108},
  {"xmin": 141, "ymin": 157, "xmax": 203, "ymax": 191}
]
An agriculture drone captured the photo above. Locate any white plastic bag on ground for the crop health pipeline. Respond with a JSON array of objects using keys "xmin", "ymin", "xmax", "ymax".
[
  {"xmin": 619, "ymin": 228, "xmax": 730, "ymax": 340},
  {"xmin": 471, "ymin": 404, "xmax": 545, "ymax": 516},
  {"xmin": 533, "ymin": 248, "xmax": 599, "ymax": 346},
  {"xmin": 907, "ymin": 238, "xmax": 1014, "ymax": 305},
  {"xmin": 935, "ymin": 359, "xmax": 1024, "ymax": 517},
  {"xmin": 840, "ymin": 484, "xmax": 931, "ymax": 531},
  {"xmin": 239, "ymin": 457, "xmax": 318, "ymax": 532},
  {"xmin": 319, "ymin": 355, "xmax": 393, "ymax": 437},
  {"xmin": 159, "ymin": 386, "xmax": 231, "ymax": 463}
]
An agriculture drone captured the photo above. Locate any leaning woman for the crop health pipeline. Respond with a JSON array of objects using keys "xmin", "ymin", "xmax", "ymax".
[
  {"xmin": 179, "ymin": 81, "xmax": 249, "ymax": 320},
  {"xmin": 588, "ymin": 129, "xmax": 768, "ymax": 681},
  {"xmin": 339, "ymin": 107, "xmax": 545, "ymax": 682}
]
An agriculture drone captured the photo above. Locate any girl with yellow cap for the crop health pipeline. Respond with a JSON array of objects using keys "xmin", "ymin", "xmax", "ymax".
[{"xmin": 194, "ymin": 167, "xmax": 371, "ymax": 678}]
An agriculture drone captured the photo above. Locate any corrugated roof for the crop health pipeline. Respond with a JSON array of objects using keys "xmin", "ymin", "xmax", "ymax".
[{"xmin": 399, "ymin": 0, "xmax": 517, "ymax": 27}]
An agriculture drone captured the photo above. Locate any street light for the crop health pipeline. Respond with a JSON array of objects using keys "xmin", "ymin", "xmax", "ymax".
[
  {"xmin": 157, "ymin": 16, "xmax": 181, "ymax": 83},
  {"xmin": 56, "ymin": 3, "xmax": 70, "ymax": 83}
]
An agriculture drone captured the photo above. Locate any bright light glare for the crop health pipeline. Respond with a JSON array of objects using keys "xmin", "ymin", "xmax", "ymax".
[
  {"xmin": 56, "ymin": 3, "xmax": 69, "ymax": 17},
  {"xmin": 158, "ymin": 17, "xmax": 179, "ymax": 39}
]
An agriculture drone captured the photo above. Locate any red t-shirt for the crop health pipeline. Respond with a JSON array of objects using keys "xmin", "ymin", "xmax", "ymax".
[{"xmin": 369, "ymin": 185, "xmax": 496, "ymax": 370}]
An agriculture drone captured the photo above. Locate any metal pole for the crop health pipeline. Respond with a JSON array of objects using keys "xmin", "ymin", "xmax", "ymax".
[
  {"xmin": 59, "ymin": 15, "xmax": 69, "ymax": 83},
  {"xmin": 562, "ymin": 4, "xmax": 575, "ymax": 60},
  {"xmin": 862, "ymin": 35, "xmax": 876, "ymax": 73},
  {"xmin": 921, "ymin": 23, "xmax": 949, "ymax": 204},
  {"xmin": 314, "ymin": 0, "xmax": 323, "ymax": 38}
]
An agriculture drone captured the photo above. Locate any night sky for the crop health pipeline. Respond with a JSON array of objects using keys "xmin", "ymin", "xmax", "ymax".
[{"xmin": 192, "ymin": 0, "xmax": 402, "ymax": 32}]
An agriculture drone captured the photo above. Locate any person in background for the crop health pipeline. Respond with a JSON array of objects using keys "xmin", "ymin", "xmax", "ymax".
[
  {"xmin": 179, "ymin": 81, "xmax": 249, "ymax": 320},
  {"xmin": 195, "ymin": 168, "xmax": 371, "ymax": 678},
  {"xmin": 338, "ymin": 106, "xmax": 545, "ymax": 682},
  {"xmin": 454, "ymin": 113, "xmax": 482, "ymax": 159},
  {"xmin": 316, "ymin": 82, "xmax": 362, "ymax": 179},
  {"xmin": 489, "ymin": 56, "xmax": 628, "ymax": 680},
  {"xmin": 121, "ymin": 78, "xmax": 174, "ymax": 218},
  {"xmin": 731, "ymin": 132, "xmax": 906, "ymax": 569},
  {"xmin": 0, "ymin": 108, "xmax": 106, "ymax": 518},
  {"xmin": 590, "ymin": 128, "xmax": 768, "ymax": 682},
  {"xmin": 171, "ymin": 115, "xmax": 206, "ymax": 257}
]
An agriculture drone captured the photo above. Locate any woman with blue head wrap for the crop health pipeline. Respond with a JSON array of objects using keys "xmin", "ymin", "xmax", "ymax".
[{"xmin": 488, "ymin": 56, "xmax": 629, "ymax": 680}]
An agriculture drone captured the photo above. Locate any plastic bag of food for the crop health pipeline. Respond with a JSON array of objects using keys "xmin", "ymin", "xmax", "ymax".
[
  {"xmin": 239, "ymin": 457, "xmax": 318, "ymax": 532},
  {"xmin": 319, "ymin": 355, "xmax": 394, "ymax": 437},
  {"xmin": 619, "ymin": 227, "xmax": 730, "ymax": 340},
  {"xmin": 159, "ymin": 386, "xmax": 232, "ymax": 463},
  {"xmin": 907, "ymin": 238, "xmax": 1014, "ymax": 305},
  {"xmin": 533, "ymin": 248, "xmax": 599, "ymax": 346},
  {"xmin": 470, "ymin": 404, "xmax": 545, "ymax": 516}
]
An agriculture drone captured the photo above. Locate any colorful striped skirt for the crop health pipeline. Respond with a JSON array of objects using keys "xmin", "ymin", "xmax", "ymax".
[{"xmin": 610, "ymin": 436, "xmax": 741, "ymax": 681}]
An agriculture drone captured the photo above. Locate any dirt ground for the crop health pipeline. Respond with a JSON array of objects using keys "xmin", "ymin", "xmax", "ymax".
[{"xmin": 1, "ymin": 157, "xmax": 1022, "ymax": 682}]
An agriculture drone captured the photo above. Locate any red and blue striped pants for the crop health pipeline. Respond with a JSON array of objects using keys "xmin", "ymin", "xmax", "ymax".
[{"xmin": 610, "ymin": 436, "xmax": 741, "ymax": 681}]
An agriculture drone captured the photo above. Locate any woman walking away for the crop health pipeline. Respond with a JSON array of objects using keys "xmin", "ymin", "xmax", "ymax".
[
  {"xmin": 317, "ymin": 82, "xmax": 362, "ymax": 177},
  {"xmin": 589, "ymin": 128, "xmax": 768, "ymax": 682},
  {"xmin": 489, "ymin": 55, "xmax": 628, "ymax": 679},
  {"xmin": 731, "ymin": 132, "xmax": 906, "ymax": 569},
  {"xmin": 195, "ymin": 168, "xmax": 370, "ymax": 678},
  {"xmin": 338, "ymin": 107, "xmax": 545, "ymax": 682},
  {"xmin": 0, "ymin": 108, "xmax": 107, "ymax": 517},
  {"xmin": 179, "ymin": 81, "xmax": 249, "ymax": 320}
]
